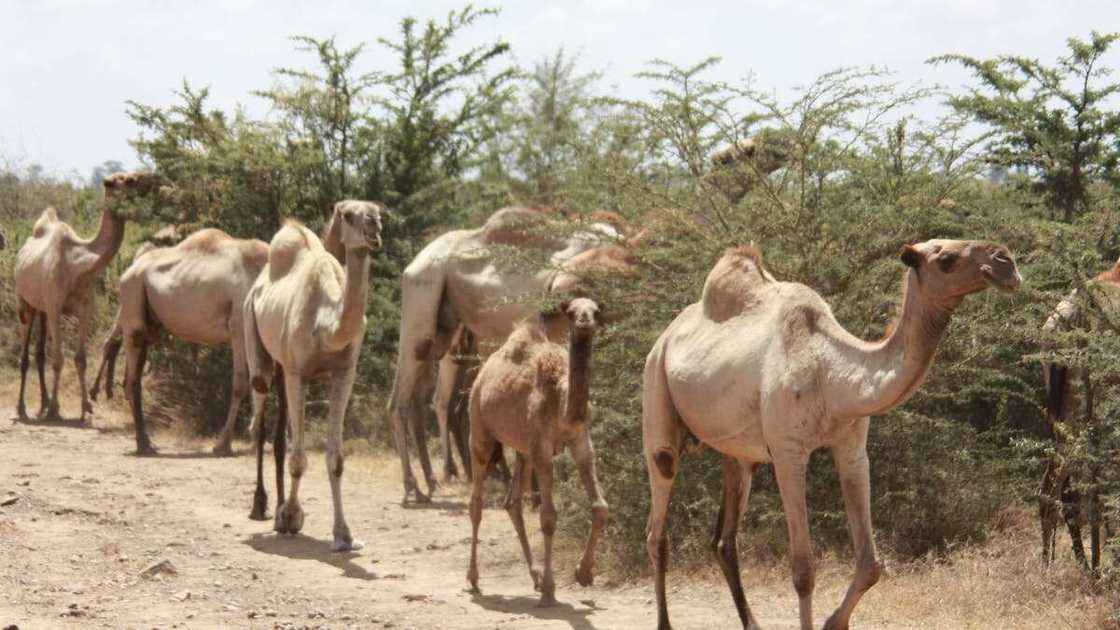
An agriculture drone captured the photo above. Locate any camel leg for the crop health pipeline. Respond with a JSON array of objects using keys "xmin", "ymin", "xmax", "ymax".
[
  {"xmin": 124, "ymin": 340, "xmax": 156, "ymax": 455},
  {"xmin": 16, "ymin": 301, "xmax": 35, "ymax": 420},
  {"xmin": 824, "ymin": 426, "xmax": 883, "ymax": 630},
  {"xmin": 571, "ymin": 432, "xmax": 608, "ymax": 587},
  {"xmin": 504, "ymin": 452, "xmax": 541, "ymax": 590},
  {"xmin": 711, "ymin": 456, "xmax": 759, "ymax": 629},
  {"xmin": 325, "ymin": 363, "xmax": 359, "ymax": 551},
  {"xmin": 434, "ymin": 351, "xmax": 461, "ymax": 481},
  {"xmin": 273, "ymin": 368, "xmax": 288, "ymax": 515},
  {"xmin": 213, "ymin": 325, "xmax": 249, "ymax": 456},
  {"xmin": 773, "ymin": 450, "xmax": 814, "ymax": 630},
  {"xmin": 467, "ymin": 426, "xmax": 496, "ymax": 593},
  {"xmin": 73, "ymin": 296, "xmax": 94, "ymax": 422},
  {"xmin": 91, "ymin": 328, "xmax": 122, "ymax": 402},
  {"xmin": 35, "ymin": 312, "xmax": 48, "ymax": 416},
  {"xmin": 249, "ymin": 385, "xmax": 269, "ymax": 521},
  {"xmin": 1060, "ymin": 475, "xmax": 1088, "ymax": 569},
  {"xmin": 44, "ymin": 309, "xmax": 63, "ymax": 421},
  {"xmin": 411, "ymin": 399, "xmax": 438, "ymax": 496},
  {"xmin": 1039, "ymin": 460, "xmax": 1060, "ymax": 566},
  {"xmin": 533, "ymin": 451, "xmax": 558, "ymax": 607},
  {"xmin": 387, "ymin": 359, "xmax": 430, "ymax": 503},
  {"xmin": 643, "ymin": 346, "xmax": 682, "ymax": 630},
  {"xmin": 275, "ymin": 370, "xmax": 306, "ymax": 535}
]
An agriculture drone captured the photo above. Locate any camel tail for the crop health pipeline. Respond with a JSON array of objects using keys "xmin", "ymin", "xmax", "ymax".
[{"xmin": 242, "ymin": 285, "xmax": 274, "ymax": 394}]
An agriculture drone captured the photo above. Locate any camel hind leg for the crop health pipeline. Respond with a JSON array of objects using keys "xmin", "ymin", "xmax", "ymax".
[
  {"xmin": 35, "ymin": 311, "xmax": 48, "ymax": 416},
  {"xmin": 73, "ymin": 293, "xmax": 94, "ymax": 422},
  {"xmin": 213, "ymin": 313, "xmax": 250, "ymax": 456},
  {"xmin": 571, "ymin": 431, "xmax": 608, "ymax": 587},
  {"xmin": 91, "ymin": 316, "xmax": 123, "ymax": 401},
  {"xmin": 504, "ymin": 452, "xmax": 541, "ymax": 590},
  {"xmin": 16, "ymin": 300, "xmax": 36, "ymax": 420},
  {"xmin": 44, "ymin": 309, "xmax": 63, "ymax": 421},
  {"xmin": 325, "ymin": 359, "xmax": 360, "ymax": 552}
]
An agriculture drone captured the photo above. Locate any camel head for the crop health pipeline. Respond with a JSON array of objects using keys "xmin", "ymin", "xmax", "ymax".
[
  {"xmin": 102, "ymin": 171, "xmax": 164, "ymax": 199},
  {"xmin": 332, "ymin": 200, "xmax": 386, "ymax": 251},
  {"xmin": 899, "ymin": 239, "xmax": 1022, "ymax": 304},
  {"xmin": 559, "ymin": 297, "xmax": 603, "ymax": 337},
  {"xmin": 711, "ymin": 128, "xmax": 796, "ymax": 175}
]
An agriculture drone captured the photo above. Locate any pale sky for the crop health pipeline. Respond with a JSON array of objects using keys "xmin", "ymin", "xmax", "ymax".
[{"xmin": 1, "ymin": 0, "xmax": 1117, "ymax": 179}]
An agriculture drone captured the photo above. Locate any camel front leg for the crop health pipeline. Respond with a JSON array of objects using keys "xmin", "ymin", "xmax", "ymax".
[
  {"xmin": 124, "ymin": 339, "xmax": 156, "ymax": 455},
  {"xmin": 712, "ymin": 456, "xmax": 759, "ymax": 629},
  {"xmin": 466, "ymin": 426, "xmax": 496, "ymax": 593},
  {"xmin": 213, "ymin": 327, "xmax": 250, "ymax": 456},
  {"xmin": 533, "ymin": 450, "xmax": 558, "ymax": 607},
  {"xmin": 73, "ymin": 295, "xmax": 94, "ymax": 422},
  {"xmin": 773, "ymin": 449, "xmax": 814, "ymax": 630},
  {"xmin": 824, "ymin": 425, "xmax": 883, "ymax": 630},
  {"xmin": 325, "ymin": 364, "xmax": 360, "ymax": 551},
  {"xmin": 387, "ymin": 352, "xmax": 430, "ymax": 504},
  {"xmin": 434, "ymin": 351, "xmax": 461, "ymax": 481},
  {"xmin": 16, "ymin": 301, "xmax": 36, "ymax": 420},
  {"xmin": 91, "ymin": 330, "xmax": 122, "ymax": 402},
  {"xmin": 249, "ymin": 385, "xmax": 270, "ymax": 521},
  {"xmin": 44, "ymin": 309, "xmax": 63, "ymax": 421},
  {"xmin": 505, "ymin": 452, "xmax": 541, "ymax": 590},
  {"xmin": 35, "ymin": 312, "xmax": 48, "ymax": 416},
  {"xmin": 1039, "ymin": 459, "xmax": 1060, "ymax": 566},
  {"xmin": 570, "ymin": 432, "xmax": 608, "ymax": 587},
  {"xmin": 275, "ymin": 370, "xmax": 306, "ymax": 536}
]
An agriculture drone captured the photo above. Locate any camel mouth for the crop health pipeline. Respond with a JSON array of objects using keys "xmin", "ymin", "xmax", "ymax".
[{"xmin": 982, "ymin": 266, "xmax": 1021, "ymax": 293}]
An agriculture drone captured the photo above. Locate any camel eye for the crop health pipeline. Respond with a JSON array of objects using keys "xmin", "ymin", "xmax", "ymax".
[{"xmin": 936, "ymin": 251, "xmax": 959, "ymax": 272}]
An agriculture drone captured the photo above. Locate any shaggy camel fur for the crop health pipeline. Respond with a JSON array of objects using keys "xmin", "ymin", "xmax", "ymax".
[
  {"xmin": 467, "ymin": 297, "xmax": 607, "ymax": 606},
  {"xmin": 387, "ymin": 205, "xmax": 627, "ymax": 503},
  {"xmin": 244, "ymin": 200, "xmax": 384, "ymax": 547},
  {"xmin": 112, "ymin": 228, "xmax": 269, "ymax": 455},
  {"xmin": 14, "ymin": 172, "xmax": 161, "ymax": 422},
  {"xmin": 90, "ymin": 224, "xmax": 186, "ymax": 402},
  {"xmin": 643, "ymin": 240, "xmax": 1021, "ymax": 630},
  {"xmin": 1039, "ymin": 256, "xmax": 1120, "ymax": 571}
]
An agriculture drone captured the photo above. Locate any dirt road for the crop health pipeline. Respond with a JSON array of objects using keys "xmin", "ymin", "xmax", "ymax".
[{"xmin": 0, "ymin": 402, "xmax": 1103, "ymax": 629}]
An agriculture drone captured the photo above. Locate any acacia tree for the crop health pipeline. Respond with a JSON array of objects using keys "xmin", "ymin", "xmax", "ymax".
[{"xmin": 931, "ymin": 31, "xmax": 1120, "ymax": 223}]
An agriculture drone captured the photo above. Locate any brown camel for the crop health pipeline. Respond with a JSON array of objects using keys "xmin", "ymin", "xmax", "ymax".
[
  {"xmin": 466, "ymin": 297, "xmax": 607, "ymax": 606},
  {"xmin": 643, "ymin": 240, "xmax": 1021, "ymax": 630},
  {"xmin": 387, "ymin": 205, "xmax": 627, "ymax": 503},
  {"xmin": 244, "ymin": 200, "xmax": 384, "ymax": 547},
  {"xmin": 112, "ymin": 228, "xmax": 269, "ymax": 455},
  {"xmin": 91, "ymin": 224, "xmax": 186, "ymax": 402},
  {"xmin": 14, "ymin": 172, "xmax": 161, "ymax": 422},
  {"xmin": 1039, "ymin": 256, "xmax": 1120, "ymax": 571}
]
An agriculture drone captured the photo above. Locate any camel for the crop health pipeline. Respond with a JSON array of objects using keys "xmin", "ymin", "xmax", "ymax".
[
  {"xmin": 14, "ymin": 172, "xmax": 162, "ymax": 422},
  {"xmin": 111, "ymin": 228, "xmax": 269, "ymax": 455},
  {"xmin": 387, "ymin": 205, "xmax": 626, "ymax": 503},
  {"xmin": 1039, "ymin": 256, "xmax": 1120, "ymax": 571},
  {"xmin": 466, "ymin": 297, "xmax": 607, "ymax": 606},
  {"xmin": 91, "ymin": 224, "xmax": 186, "ymax": 402},
  {"xmin": 642, "ymin": 240, "xmax": 1021, "ymax": 630},
  {"xmin": 243, "ymin": 200, "xmax": 384, "ymax": 548}
]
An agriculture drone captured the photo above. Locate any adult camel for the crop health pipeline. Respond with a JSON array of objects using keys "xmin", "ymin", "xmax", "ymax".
[{"xmin": 643, "ymin": 240, "xmax": 1021, "ymax": 629}]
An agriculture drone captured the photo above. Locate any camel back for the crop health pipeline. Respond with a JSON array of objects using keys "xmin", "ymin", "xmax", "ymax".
[
  {"xmin": 480, "ymin": 206, "xmax": 566, "ymax": 249},
  {"xmin": 701, "ymin": 245, "xmax": 771, "ymax": 323}
]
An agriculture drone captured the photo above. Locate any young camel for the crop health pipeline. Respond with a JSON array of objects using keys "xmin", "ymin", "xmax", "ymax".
[
  {"xmin": 1039, "ymin": 256, "xmax": 1120, "ymax": 570},
  {"xmin": 244, "ymin": 200, "xmax": 384, "ymax": 549},
  {"xmin": 14, "ymin": 172, "xmax": 161, "ymax": 422},
  {"xmin": 643, "ymin": 240, "xmax": 1021, "ymax": 630},
  {"xmin": 467, "ymin": 297, "xmax": 608, "ymax": 607},
  {"xmin": 113, "ymin": 228, "xmax": 269, "ymax": 455}
]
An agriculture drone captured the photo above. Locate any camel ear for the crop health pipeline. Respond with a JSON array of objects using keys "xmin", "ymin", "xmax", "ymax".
[
  {"xmin": 557, "ymin": 299, "xmax": 572, "ymax": 315},
  {"xmin": 899, "ymin": 245, "xmax": 922, "ymax": 269}
]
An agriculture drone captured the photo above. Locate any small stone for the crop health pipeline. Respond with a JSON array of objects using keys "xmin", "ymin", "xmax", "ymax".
[
  {"xmin": 251, "ymin": 572, "xmax": 259, "ymax": 580},
  {"xmin": 1, "ymin": 495, "xmax": 19, "ymax": 507},
  {"xmin": 172, "ymin": 590, "xmax": 191, "ymax": 602},
  {"xmin": 140, "ymin": 559, "xmax": 177, "ymax": 579}
]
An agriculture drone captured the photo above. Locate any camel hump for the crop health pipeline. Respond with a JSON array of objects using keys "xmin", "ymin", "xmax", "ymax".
[
  {"xmin": 481, "ymin": 206, "xmax": 560, "ymax": 247},
  {"xmin": 31, "ymin": 207, "xmax": 59, "ymax": 237},
  {"xmin": 267, "ymin": 220, "xmax": 320, "ymax": 276},
  {"xmin": 177, "ymin": 228, "xmax": 232, "ymax": 253},
  {"xmin": 701, "ymin": 245, "xmax": 772, "ymax": 322}
]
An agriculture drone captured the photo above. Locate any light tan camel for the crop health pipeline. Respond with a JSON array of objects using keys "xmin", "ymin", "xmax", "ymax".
[
  {"xmin": 91, "ymin": 224, "xmax": 186, "ymax": 402},
  {"xmin": 387, "ymin": 205, "xmax": 627, "ymax": 503},
  {"xmin": 466, "ymin": 297, "xmax": 607, "ymax": 606},
  {"xmin": 1039, "ymin": 257, "xmax": 1120, "ymax": 571},
  {"xmin": 643, "ymin": 240, "xmax": 1021, "ymax": 630},
  {"xmin": 243, "ymin": 200, "xmax": 384, "ymax": 548},
  {"xmin": 112, "ymin": 228, "xmax": 269, "ymax": 455},
  {"xmin": 14, "ymin": 172, "xmax": 161, "ymax": 422}
]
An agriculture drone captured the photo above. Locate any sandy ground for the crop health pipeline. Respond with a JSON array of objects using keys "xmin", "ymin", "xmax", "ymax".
[{"xmin": 0, "ymin": 387, "xmax": 1110, "ymax": 629}]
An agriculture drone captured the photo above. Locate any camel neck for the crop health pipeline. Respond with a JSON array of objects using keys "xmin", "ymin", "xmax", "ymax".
[
  {"xmin": 827, "ymin": 269, "xmax": 954, "ymax": 419},
  {"xmin": 86, "ymin": 205, "xmax": 126, "ymax": 275},
  {"xmin": 326, "ymin": 246, "xmax": 371, "ymax": 350},
  {"xmin": 322, "ymin": 216, "xmax": 346, "ymax": 264},
  {"xmin": 565, "ymin": 330, "xmax": 594, "ymax": 425}
]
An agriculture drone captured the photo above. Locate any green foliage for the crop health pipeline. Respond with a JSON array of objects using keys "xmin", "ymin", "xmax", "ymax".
[{"xmin": 931, "ymin": 31, "xmax": 1120, "ymax": 223}]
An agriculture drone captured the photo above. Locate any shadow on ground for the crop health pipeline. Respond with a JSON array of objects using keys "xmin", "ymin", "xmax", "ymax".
[
  {"xmin": 244, "ymin": 532, "xmax": 377, "ymax": 581},
  {"xmin": 471, "ymin": 592, "xmax": 603, "ymax": 630}
]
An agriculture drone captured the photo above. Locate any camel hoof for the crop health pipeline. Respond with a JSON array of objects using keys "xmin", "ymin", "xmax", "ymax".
[
  {"xmin": 536, "ymin": 593, "xmax": 558, "ymax": 608},
  {"xmin": 822, "ymin": 615, "xmax": 848, "ymax": 630},
  {"xmin": 274, "ymin": 501, "xmax": 304, "ymax": 535},
  {"xmin": 467, "ymin": 569, "xmax": 480, "ymax": 593},
  {"xmin": 249, "ymin": 488, "xmax": 269, "ymax": 521},
  {"xmin": 82, "ymin": 400, "xmax": 94, "ymax": 415},
  {"xmin": 331, "ymin": 537, "xmax": 363, "ymax": 553},
  {"xmin": 212, "ymin": 441, "xmax": 233, "ymax": 457},
  {"xmin": 136, "ymin": 442, "xmax": 159, "ymax": 457},
  {"xmin": 575, "ymin": 566, "xmax": 593, "ymax": 587}
]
